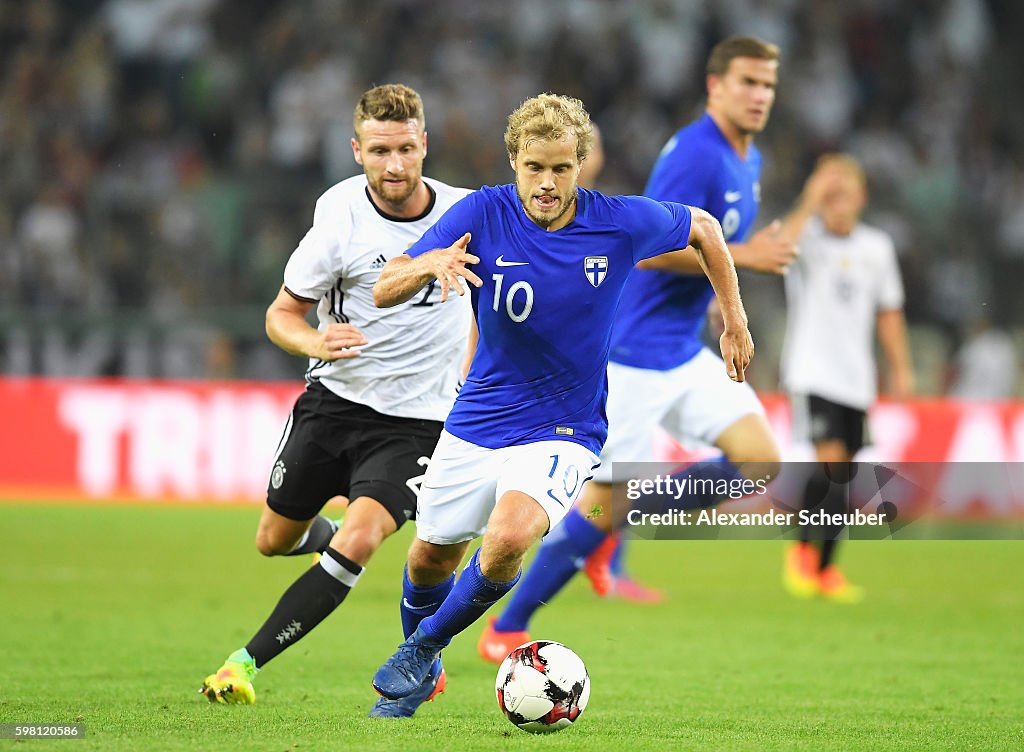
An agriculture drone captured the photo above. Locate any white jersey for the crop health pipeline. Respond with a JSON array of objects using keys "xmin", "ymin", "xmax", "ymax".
[
  {"xmin": 781, "ymin": 216, "xmax": 904, "ymax": 410},
  {"xmin": 283, "ymin": 175, "xmax": 472, "ymax": 421}
]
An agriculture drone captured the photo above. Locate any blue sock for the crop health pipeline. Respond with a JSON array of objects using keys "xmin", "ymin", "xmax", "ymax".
[
  {"xmin": 664, "ymin": 456, "xmax": 746, "ymax": 510},
  {"xmin": 609, "ymin": 535, "xmax": 626, "ymax": 578},
  {"xmin": 418, "ymin": 549, "xmax": 520, "ymax": 645},
  {"xmin": 400, "ymin": 565, "xmax": 455, "ymax": 639},
  {"xmin": 492, "ymin": 508, "xmax": 607, "ymax": 633}
]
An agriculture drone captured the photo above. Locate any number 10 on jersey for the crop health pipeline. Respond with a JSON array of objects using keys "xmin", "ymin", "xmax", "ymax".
[{"xmin": 492, "ymin": 273, "xmax": 534, "ymax": 323}]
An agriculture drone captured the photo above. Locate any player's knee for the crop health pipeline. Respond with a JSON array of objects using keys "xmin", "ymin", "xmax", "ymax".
[
  {"xmin": 408, "ymin": 543, "xmax": 460, "ymax": 583},
  {"xmin": 331, "ymin": 523, "xmax": 387, "ymax": 565},
  {"xmin": 729, "ymin": 440, "xmax": 782, "ymax": 483},
  {"xmin": 482, "ymin": 526, "xmax": 535, "ymax": 565},
  {"xmin": 254, "ymin": 529, "xmax": 289, "ymax": 557}
]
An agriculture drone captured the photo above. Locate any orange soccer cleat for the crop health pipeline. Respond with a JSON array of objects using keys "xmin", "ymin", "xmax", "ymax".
[
  {"xmin": 818, "ymin": 565, "xmax": 865, "ymax": 603},
  {"xmin": 582, "ymin": 535, "xmax": 619, "ymax": 598},
  {"xmin": 783, "ymin": 542, "xmax": 820, "ymax": 599},
  {"xmin": 477, "ymin": 617, "xmax": 530, "ymax": 665},
  {"xmin": 610, "ymin": 575, "xmax": 665, "ymax": 604}
]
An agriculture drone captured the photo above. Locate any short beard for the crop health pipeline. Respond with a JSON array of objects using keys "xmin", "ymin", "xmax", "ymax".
[
  {"xmin": 517, "ymin": 185, "xmax": 577, "ymax": 229},
  {"xmin": 368, "ymin": 176, "xmax": 418, "ymax": 212}
]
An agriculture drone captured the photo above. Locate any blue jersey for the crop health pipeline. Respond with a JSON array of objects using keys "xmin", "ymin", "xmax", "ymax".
[
  {"xmin": 406, "ymin": 184, "xmax": 692, "ymax": 455},
  {"xmin": 611, "ymin": 113, "xmax": 762, "ymax": 370}
]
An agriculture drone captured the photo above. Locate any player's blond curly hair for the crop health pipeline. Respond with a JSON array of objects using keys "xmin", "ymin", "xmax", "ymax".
[
  {"xmin": 504, "ymin": 93, "xmax": 594, "ymax": 163},
  {"xmin": 353, "ymin": 84, "xmax": 425, "ymax": 137}
]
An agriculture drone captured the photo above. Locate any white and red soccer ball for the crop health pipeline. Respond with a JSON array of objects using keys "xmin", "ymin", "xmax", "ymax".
[{"xmin": 495, "ymin": 640, "xmax": 590, "ymax": 733}]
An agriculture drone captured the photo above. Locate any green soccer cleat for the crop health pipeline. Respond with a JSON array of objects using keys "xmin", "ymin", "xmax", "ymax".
[{"xmin": 200, "ymin": 648, "xmax": 258, "ymax": 704}]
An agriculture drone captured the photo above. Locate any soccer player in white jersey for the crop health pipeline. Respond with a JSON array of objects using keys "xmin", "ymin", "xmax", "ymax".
[
  {"xmin": 368, "ymin": 93, "xmax": 753, "ymax": 704},
  {"xmin": 200, "ymin": 84, "xmax": 472, "ymax": 717},
  {"xmin": 779, "ymin": 153, "xmax": 914, "ymax": 602}
]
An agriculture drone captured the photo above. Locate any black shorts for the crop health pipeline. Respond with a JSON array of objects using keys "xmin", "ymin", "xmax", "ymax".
[
  {"xmin": 266, "ymin": 382, "xmax": 443, "ymax": 528},
  {"xmin": 794, "ymin": 393, "xmax": 868, "ymax": 455}
]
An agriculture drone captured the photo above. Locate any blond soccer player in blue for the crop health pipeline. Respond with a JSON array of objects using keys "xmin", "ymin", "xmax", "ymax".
[{"xmin": 370, "ymin": 92, "xmax": 753, "ymax": 707}]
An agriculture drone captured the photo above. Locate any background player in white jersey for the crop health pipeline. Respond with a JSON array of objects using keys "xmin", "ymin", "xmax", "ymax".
[
  {"xmin": 481, "ymin": 36, "xmax": 791, "ymax": 660},
  {"xmin": 779, "ymin": 153, "xmax": 914, "ymax": 602},
  {"xmin": 369, "ymin": 93, "xmax": 753, "ymax": 705},
  {"xmin": 200, "ymin": 84, "xmax": 472, "ymax": 717}
]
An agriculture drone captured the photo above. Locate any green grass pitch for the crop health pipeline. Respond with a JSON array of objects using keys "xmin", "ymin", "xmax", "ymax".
[{"xmin": 1, "ymin": 503, "xmax": 1022, "ymax": 751}]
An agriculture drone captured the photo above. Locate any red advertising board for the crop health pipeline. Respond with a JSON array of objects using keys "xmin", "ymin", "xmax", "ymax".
[
  {"xmin": 2, "ymin": 378, "xmax": 1024, "ymax": 513},
  {"xmin": 1, "ymin": 378, "xmax": 300, "ymax": 502}
]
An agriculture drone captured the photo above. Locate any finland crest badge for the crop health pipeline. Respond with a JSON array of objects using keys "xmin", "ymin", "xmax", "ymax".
[{"xmin": 584, "ymin": 255, "xmax": 608, "ymax": 288}]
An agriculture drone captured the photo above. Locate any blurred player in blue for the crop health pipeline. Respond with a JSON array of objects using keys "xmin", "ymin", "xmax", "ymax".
[
  {"xmin": 370, "ymin": 93, "xmax": 753, "ymax": 706},
  {"xmin": 481, "ymin": 36, "xmax": 792, "ymax": 661}
]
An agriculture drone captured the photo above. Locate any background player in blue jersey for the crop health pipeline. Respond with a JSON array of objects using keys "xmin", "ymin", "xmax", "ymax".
[
  {"xmin": 369, "ymin": 93, "xmax": 753, "ymax": 706},
  {"xmin": 480, "ymin": 36, "xmax": 793, "ymax": 661}
]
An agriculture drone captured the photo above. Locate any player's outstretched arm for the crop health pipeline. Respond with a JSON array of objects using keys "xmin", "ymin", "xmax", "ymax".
[
  {"xmin": 638, "ymin": 223, "xmax": 796, "ymax": 277},
  {"xmin": 687, "ymin": 208, "xmax": 754, "ymax": 382},
  {"xmin": 727, "ymin": 220, "xmax": 798, "ymax": 275},
  {"xmin": 373, "ymin": 233, "xmax": 482, "ymax": 308},
  {"xmin": 266, "ymin": 285, "xmax": 368, "ymax": 361},
  {"xmin": 777, "ymin": 161, "xmax": 838, "ymax": 242}
]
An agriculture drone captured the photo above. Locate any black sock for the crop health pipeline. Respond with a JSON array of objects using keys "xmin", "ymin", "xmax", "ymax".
[
  {"xmin": 246, "ymin": 548, "xmax": 362, "ymax": 667},
  {"xmin": 820, "ymin": 537, "xmax": 839, "ymax": 570},
  {"xmin": 284, "ymin": 515, "xmax": 337, "ymax": 556},
  {"xmin": 799, "ymin": 471, "xmax": 831, "ymax": 545}
]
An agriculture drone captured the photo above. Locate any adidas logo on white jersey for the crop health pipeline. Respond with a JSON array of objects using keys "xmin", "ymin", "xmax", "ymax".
[{"xmin": 370, "ymin": 253, "xmax": 388, "ymax": 270}]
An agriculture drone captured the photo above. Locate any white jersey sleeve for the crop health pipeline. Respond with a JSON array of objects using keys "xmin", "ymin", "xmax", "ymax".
[
  {"xmin": 875, "ymin": 232, "xmax": 905, "ymax": 311},
  {"xmin": 283, "ymin": 199, "xmax": 352, "ymax": 302}
]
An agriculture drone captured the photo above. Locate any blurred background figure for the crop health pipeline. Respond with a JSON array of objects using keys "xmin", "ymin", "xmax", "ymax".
[
  {"xmin": 778, "ymin": 153, "xmax": 914, "ymax": 602},
  {"xmin": 946, "ymin": 316, "xmax": 1020, "ymax": 400}
]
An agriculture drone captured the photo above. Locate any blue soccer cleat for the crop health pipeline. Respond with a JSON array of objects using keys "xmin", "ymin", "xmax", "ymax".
[
  {"xmin": 368, "ymin": 658, "xmax": 446, "ymax": 718},
  {"xmin": 372, "ymin": 627, "xmax": 446, "ymax": 700}
]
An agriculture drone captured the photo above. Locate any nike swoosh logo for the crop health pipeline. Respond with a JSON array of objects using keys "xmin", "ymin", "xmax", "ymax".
[
  {"xmin": 724, "ymin": 191, "xmax": 742, "ymax": 203},
  {"xmin": 483, "ymin": 642, "xmax": 511, "ymax": 659},
  {"xmin": 402, "ymin": 598, "xmax": 439, "ymax": 611},
  {"xmin": 495, "ymin": 255, "xmax": 529, "ymax": 267}
]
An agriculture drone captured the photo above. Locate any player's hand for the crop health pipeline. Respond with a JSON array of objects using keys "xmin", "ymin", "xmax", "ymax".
[
  {"xmin": 720, "ymin": 325, "xmax": 754, "ymax": 382},
  {"xmin": 425, "ymin": 233, "xmax": 482, "ymax": 302},
  {"xmin": 744, "ymin": 220, "xmax": 798, "ymax": 275},
  {"xmin": 316, "ymin": 323, "xmax": 368, "ymax": 361}
]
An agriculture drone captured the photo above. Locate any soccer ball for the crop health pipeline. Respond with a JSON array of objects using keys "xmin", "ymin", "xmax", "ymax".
[{"xmin": 495, "ymin": 640, "xmax": 590, "ymax": 733}]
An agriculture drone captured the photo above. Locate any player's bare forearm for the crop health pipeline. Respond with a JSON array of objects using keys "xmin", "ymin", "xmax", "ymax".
[
  {"xmin": 374, "ymin": 234, "xmax": 482, "ymax": 307},
  {"xmin": 688, "ymin": 208, "xmax": 753, "ymax": 381},
  {"xmin": 729, "ymin": 222, "xmax": 798, "ymax": 275},
  {"xmin": 266, "ymin": 286, "xmax": 320, "ymax": 356},
  {"xmin": 778, "ymin": 164, "xmax": 836, "ymax": 241},
  {"xmin": 266, "ymin": 285, "xmax": 366, "ymax": 361},
  {"xmin": 636, "ymin": 247, "xmax": 704, "ymax": 275},
  {"xmin": 688, "ymin": 209, "xmax": 748, "ymax": 332},
  {"xmin": 777, "ymin": 203, "xmax": 816, "ymax": 243},
  {"xmin": 638, "ymin": 226, "xmax": 795, "ymax": 278},
  {"xmin": 877, "ymin": 308, "xmax": 915, "ymax": 396},
  {"xmin": 374, "ymin": 254, "xmax": 438, "ymax": 307}
]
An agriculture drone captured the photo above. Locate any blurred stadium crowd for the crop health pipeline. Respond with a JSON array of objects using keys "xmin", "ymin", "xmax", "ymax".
[{"xmin": 1, "ymin": 0, "xmax": 1022, "ymax": 394}]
